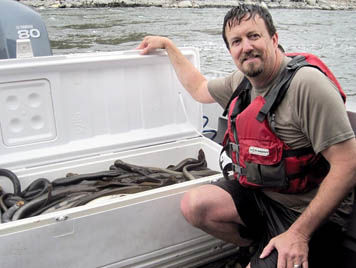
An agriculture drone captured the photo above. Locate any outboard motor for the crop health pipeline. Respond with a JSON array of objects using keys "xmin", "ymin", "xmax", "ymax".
[{"xmin": 0, "ymin": 0, "xmax": 52, "ymax": 59}]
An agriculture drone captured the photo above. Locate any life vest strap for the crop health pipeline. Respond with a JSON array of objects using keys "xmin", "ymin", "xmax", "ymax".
[
  {"xmin": 231, "ymin": 163, "xmax": 247, "ymax": 176},
  {"xmin": 223, "ymin": 77, "xmax": 251, "ymax": 117},
  {"xmin": 220, "ymin": 141, "xmax": 244, "ymax": 180},
  {"xmin": 229, "ymin": 143, "xmax": 239, "ymax": 154},
  {"xmin": 257, "ymin": 56, "xmax": 308, "ymax": 122},
  {"xmin": 286, "ymin": 55, "xmax": 306, "ymax": 70},
  {"xmin": 288, "ymin": 170, "xmax": 310, "ymax": 180},
  {"xmin": 282, "ymin": 146, "xmax": 314, "ymax": 158}
]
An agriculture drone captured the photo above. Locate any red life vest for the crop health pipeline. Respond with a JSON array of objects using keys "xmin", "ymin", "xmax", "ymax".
[{"xmin": 221, "ymin": 53, "xmax": 345, "ymax": 193}]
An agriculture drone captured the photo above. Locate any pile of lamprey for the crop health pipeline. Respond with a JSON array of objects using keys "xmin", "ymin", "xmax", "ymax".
[{"xmin": 0, "ymin": 149, "xmax": 219, "ymax": 223}]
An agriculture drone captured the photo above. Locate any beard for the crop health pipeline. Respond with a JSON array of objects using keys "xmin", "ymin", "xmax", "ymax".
[
  {"xmin": 240, "ymin": 51, "xmax": 264, "ymax": 77},
  {"xmin": 243, "ymin": 62, "xmax": 263, "ymax": 77}
]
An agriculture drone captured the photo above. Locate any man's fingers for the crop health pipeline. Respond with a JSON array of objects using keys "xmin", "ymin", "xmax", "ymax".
[
  {"xmin": 136, "ymin": 36, "xmax": 168, "ymax": 55},
  {"xmin": 136, "ymin": 44, "xmax": 152, "ymax": 55},
  {"xmin": 277, "ymin": 252, "xmax": 286, "ymax": 268},
  {"xmin": 302, "ymin": 260, "xmax": 308, "ymax": 268},
  {"xmin": 136, "ymin": 42, "xmax": 148, "ymax": 53},
  {"xmin": 259, "ymin": 240, "xmax": 275, "ymax": 259},
  {"xmin": 284, "ymin": 251, "xmax": 309, "ymax": 268},
  {"xmin": 136, "ymin": 43, "xmax": 143, "ymax": 50},
  {"xmin": 140, "ymin": 46, "xmax": 150, "ymax": 55}
]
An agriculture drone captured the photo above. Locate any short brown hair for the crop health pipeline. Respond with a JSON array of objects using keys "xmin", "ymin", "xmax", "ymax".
[{"xmin": 222, "ymin": 4, "xmax": 276, "ymax": 50}]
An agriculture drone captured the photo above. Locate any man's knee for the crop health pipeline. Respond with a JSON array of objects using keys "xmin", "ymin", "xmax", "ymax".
[{"xmin": 180, "ymin": 188, "xmax": 208, "ymax": 228}]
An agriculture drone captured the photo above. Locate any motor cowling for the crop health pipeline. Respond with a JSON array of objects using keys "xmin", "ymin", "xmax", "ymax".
[{"xmin": 0, "ymin": 0, "xmax": 52, "ymax": 59}]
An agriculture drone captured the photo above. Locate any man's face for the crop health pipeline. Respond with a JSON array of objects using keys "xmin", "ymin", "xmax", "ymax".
[{"xmin": 225, "ymin": 15, "xmax": 278, "ymax": 78}]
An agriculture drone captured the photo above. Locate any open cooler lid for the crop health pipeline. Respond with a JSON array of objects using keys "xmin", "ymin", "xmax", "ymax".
[{"xmin": 0, "ymin": 48, "xmax": 202, "ymax": 170}]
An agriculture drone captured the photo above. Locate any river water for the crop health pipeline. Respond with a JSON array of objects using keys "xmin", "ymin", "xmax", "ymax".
[{"xmin": 38, "ymin": 7, "xmax": 356, "ymax": 97}]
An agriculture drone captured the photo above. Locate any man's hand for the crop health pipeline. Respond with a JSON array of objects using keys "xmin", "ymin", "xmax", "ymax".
[
  {"xmin": 259, "ymin": 138, "xmax": 356, "ymax": 268},
  {"xmin": 136, "ymin": 36, "xmax": 170, "ymax": 55},
  {"xmin": 260, "ymin": 229, "xmax": 309, "ymax": 268},
  {"xmin": 136, "ymin": 35, "xmax": 213, "ymax": 103}
]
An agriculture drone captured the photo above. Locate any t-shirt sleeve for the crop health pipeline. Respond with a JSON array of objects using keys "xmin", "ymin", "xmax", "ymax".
[
  {"xmin": 207, "ymin": 70, "xmax": 244, "ymax": 109},
  {"xmin": 291, "ymin": 67, "xmax": 354, "ymax": 154}
]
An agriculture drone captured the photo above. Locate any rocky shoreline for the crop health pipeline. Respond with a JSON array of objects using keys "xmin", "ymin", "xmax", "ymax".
[{"xmin": 20, "ymin": 0, "xmax": 356, "ymax": 10}]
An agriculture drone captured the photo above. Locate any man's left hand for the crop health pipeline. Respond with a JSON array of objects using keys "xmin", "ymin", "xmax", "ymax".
[{"xmin": 259, "ymin": 229, "xmax": 309, "ymax": 268}]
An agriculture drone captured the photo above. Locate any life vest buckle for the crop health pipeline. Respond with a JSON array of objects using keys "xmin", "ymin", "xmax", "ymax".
[
  {"xmin": 232, "ymin": 163, "xmax": 242, "ymax": 174},
  {"xmin": 229, "ymin": 143, "xmax": 239, "ymax": 153},
  {"xmin": 286, "ymin": 55, "xmax": 306, "ymax": 70}
]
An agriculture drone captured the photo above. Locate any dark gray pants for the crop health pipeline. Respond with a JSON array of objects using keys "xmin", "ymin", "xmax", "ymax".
[{"xmin": 214, "ymin": 180, "xmax": 346, "ymax": 268}]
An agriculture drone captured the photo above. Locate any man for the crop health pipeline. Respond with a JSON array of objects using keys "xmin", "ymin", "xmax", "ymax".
[{"xmin": 137, "ymin": 4, "xmax": 356, "ymax": 268}]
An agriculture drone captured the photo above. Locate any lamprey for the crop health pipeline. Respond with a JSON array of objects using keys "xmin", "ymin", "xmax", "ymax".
[
  {"xmin": 52, "ymin": 169, "xmax": 127, "ymax": 187},
  {"xmin": 2, "ymin": 200, "xmax": 25, "ymax": 223},
  {"xmin": 0, "ymin": 149, "xmax": 220, "ymax": 222},
  {"xmin": 182, "ymin": 149, "xmax": 208, "ymax": 180},
  {"xmin": 0, "ymin": 169, "xmax": 21, "ymax": 196},
  {"xmin": 12, "ymin": 184, "xmax": 99, "ymax": 220}
]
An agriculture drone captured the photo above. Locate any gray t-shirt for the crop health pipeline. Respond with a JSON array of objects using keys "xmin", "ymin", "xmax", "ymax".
[{"xmin": 208, "ymin": 56, "xmax": 355, "ymax": 226}]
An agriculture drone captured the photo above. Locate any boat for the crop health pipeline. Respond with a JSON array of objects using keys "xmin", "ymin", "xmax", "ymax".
[{"xmin": 0, "ymin": 0, "xmax": 355, "ymax": 267}]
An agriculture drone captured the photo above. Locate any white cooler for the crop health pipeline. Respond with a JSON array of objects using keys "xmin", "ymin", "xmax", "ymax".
[{"xmin": 0, "ymin": 48, "xmax": 237, "ymax": 268}]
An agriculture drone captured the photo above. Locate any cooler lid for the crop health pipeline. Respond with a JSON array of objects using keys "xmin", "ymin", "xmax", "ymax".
[{"xmin": 0, "ymin": 48, "xmax": 202, "ymax": 169}]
